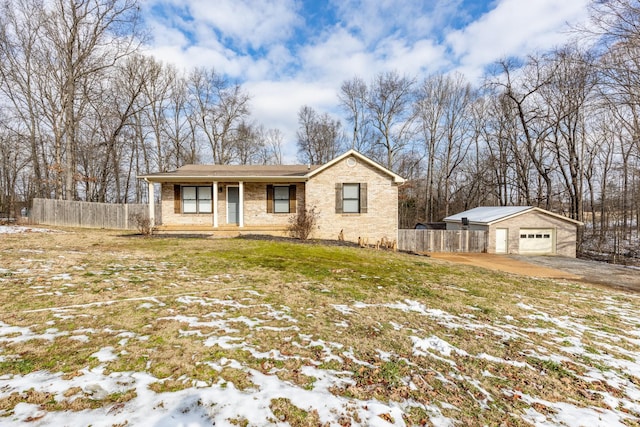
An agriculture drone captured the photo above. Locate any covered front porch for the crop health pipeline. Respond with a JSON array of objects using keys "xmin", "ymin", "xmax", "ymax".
[
  {"xmin": 144, "ymin": 179, "xmax": 303, "ymax": 235},
  {"xmin": 146, "ymin": 180, "xmax": 247, "ymax": 229}
]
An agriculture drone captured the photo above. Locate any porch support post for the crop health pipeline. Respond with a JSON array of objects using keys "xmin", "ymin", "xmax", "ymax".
[
  {"xmin": 147, "ymin": 180, "xmax": 155, "ymax": 227},
  {"xmin": 239, "ymin": 181, "xmax": 244, "ymax": 228},
  {"xmin": 213, "ymin": 181, "xmax": 219, "ymax": 228}
]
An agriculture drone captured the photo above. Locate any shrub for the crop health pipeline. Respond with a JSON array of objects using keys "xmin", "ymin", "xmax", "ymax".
[
  {"xmin": 130, "ymin": 213, "xmax": 153, "ymax": 236},
  {"xmin": 287, "ymin": 207, "xmax": 318, "ymax": 240}
]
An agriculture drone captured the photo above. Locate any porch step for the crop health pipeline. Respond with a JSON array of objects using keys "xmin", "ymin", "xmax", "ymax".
[{"xmin": 153, "ymin": 224, "xmax": 288, "ymax": 237}]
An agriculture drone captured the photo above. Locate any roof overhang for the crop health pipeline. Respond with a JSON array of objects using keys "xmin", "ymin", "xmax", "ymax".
[
  {"xmin": 137, "ymin": 149, "xmax": 406, "ymax": 185},
  {"xmin": 443, "ymin": 206, "xmax": 584, "ymax": 226},
  {"xmin": 486, "ymin": 207, "xmax": 583, "ymax": 226},
  {"xmin": 138, "ymin": 175, "xmax": 309, "ymax": 183}
]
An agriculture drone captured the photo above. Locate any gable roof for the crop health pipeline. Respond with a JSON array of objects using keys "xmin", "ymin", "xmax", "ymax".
[
  {"xmin": 138, "ymin": 149, "xmax": 405, "ymax": 184},
  {"xmin": 306, "ymin": 149, "xmax": 405, "ymax": 184},
  {"xmin": 444, "ymin": 206, "xmax": 583, "ymax": 226}
]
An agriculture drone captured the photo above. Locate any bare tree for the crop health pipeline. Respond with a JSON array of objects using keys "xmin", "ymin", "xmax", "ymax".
[
  {"xmin": 491, "ymin": 58, "xmax": 559, "ymax": 208},
  {"xmin": 90, "ymin": 54, "xmax": 153, "ymax": 202},
  {"xmin": 338, "ymin": 76, "xmax": 372, "ymax": 154},
  {"xmin": 367, "ymin": 71, "xmax": 416, "ymax": 170},
  {"xmin": 481, "ymin": 93, "xmax": 521, "ymax": 205},
  {"xmin": 234, "ymin": 121, "xmax": 264, "ymax": 165},
  {"xmin": 40, "ymin": 0, "xmax": 142, "ymax": 200},
  {"xmin": 296, "ymin": 105, "xmax": 344, "ymax": 164},
  {"xmin": 540, "ymin": 46, "xmax": 597, "ymax": 222},
  {"xmin": 414, "ymin": 74, "xmax": 446, "ymax": 221},
  {"xmin": 256, "ymin": 127, "xmax": 284, "ymax": 165},
  {"xmin": 0, "ymin": 127, "xmax": 31, "ymax": 218},
  {"xmin": 188, "ymin": 67, "xmax": 251, "ymax": 164},
  {"xmin": 136, "ymin": 57, "xmax": 175, "ymax": 174},
  {"xmin": 414, "ymin": 72, "xmax": 475, "ymax": 219},
  {"xmin": 0, "ymin": 0, "xmax": 50, "ymax": 199}
]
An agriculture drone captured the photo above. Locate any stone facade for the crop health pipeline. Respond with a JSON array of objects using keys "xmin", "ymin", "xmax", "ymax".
[{"xmin": 305, "ymin": 155, "xmax": 399, "ymax": 243}]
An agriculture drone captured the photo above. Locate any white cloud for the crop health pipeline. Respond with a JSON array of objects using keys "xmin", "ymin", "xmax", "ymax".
[
  {"xmin": 149, "ymin": 0, "xmax": 300, "ymax": 50},
  {"xmin": 193, "ymin": 0, "xmax": 301, "ymax": 49},
  {"xmin": 446, "ymin": 0, "xmax": 591, "ymax": 76},
  {"xmin": 331, "ymin": 0, "xmax": 453, "ymax": 43},
  {"xmin": 372, "ymin": 37, "xmax": 450, "ymax": 76},
  {"xmin": 297, "ymin": 27, "xmax": 373, "ymax": 82},
  {"xmin": 245, "ymin": 79, "xmax": 341, "ymax": 161},
  {"xmin": 141, "ymin": 0, "xmax": 593, "ymax": 163}
]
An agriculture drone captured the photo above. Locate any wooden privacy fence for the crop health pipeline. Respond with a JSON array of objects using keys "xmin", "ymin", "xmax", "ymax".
[
  {"xmin": 398, "ymin": 229, "xmax": 488, "ymax": 253},
  {"xmin": 31, "ymin": 198, "xmax": 160, "ymax": 230}
]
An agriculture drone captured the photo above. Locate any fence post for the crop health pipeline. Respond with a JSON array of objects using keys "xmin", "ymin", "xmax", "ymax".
[
  {"xmin": 28, "ymin": 199, "xmax": 150, "ymax": 230},
  {"xmin": 398, "ymin": 230, "xmax": 488, "ymax": 254}
]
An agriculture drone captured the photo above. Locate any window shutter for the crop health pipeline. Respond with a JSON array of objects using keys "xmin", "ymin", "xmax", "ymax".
[
  {"xmin": 335, "ymin": 183, "xmax": 343, "ymax": 214},
  {"xmin": 174, "ymin": 185, "xmax": 181, "ymax": 214},
  {"xmin": 360, "ymin": 182, "xmax": 368, "ymax": 214},
  {"xmin": 266, "ymin": 185, "xmax": 274, "ymax": 213},
  {"xmin": 289, "ymin": 185, "xmax": 296, "ymax": 214}
]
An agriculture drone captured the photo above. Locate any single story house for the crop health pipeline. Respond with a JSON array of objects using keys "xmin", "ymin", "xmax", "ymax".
[
  {"xmin": 444, "ymin": 206, "xmax": 583, "ymax": 257},
  {"xmin": 138, "ymin": 150, "xmax": 405, "ymax": 242}
]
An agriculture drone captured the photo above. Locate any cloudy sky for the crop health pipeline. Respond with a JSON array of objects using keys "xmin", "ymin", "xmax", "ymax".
[{"xmin": 140, "ymin": 0, "xmax": 592, "ymax": 161}]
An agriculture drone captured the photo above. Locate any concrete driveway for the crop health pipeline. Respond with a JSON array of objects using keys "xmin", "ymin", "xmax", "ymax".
[
  {"xmin": 512, "ymin": 255, "xmax": 640, "ymax": 293},
  {"xmin": 428, "ymin": 253, "xmax": 640, "ymax": 293}
]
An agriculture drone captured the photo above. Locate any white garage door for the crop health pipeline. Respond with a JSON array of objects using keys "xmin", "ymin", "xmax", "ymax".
[{"xmin": 519, "ymin": 229, "xmax": 554, "ymax": 254}]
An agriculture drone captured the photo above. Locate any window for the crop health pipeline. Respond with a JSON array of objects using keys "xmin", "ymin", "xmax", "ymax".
[
  {"xmin": 343, "ymin": 183, "xmax": 360, "ymax": 213},
  {"xmin": 266, "ymin": 185, "xmax": 296, "ymax": 214},
  {"xmin": 274, "ymin": 186, "xmax": 290, "ymax": 213},
  {"xmin": 335, "ymin": 183, "xmax": 367, "ymax": 214},
  {"xmin": 182, "ymin": 186, "xmax": 212, "ymax": 214}
]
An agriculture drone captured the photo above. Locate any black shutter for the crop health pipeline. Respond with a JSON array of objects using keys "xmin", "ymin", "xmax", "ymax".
[
  {"xmin": 174, "ymin": 185, "xmax": 181, "ymax": 214},
  {"xmin": 335, "ymin": 183, "xmax": 343, "ymax": 214},
  {"xmin": 359, "ymin": 183, "xmax": 368, "ymax": 214},
  {"xmin": 289, "ymin": 185, "xmax": 296, "ymax": 214},
  {"xmin": 266, "ymin": 185, "xmax": 274, "ymax": 213}
]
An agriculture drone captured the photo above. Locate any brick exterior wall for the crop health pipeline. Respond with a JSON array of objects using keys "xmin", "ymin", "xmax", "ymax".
[
  {"xmin": 243, "ymin": 182, "xmax": 304, "ymax": 227},
  {"xmin": 161, "ymin": 183, "xmax": 212, "ymax": 226},
  {"xmin": 158, "ymin": 155, "xmax": 400, "ymax": 243},
  {"xmin": 447, "ymin": 210, "xmax": 578, "ymax": 257},
  {"xmin": 160, "ymin": 182, "xmax": 304, "ymax": 228},
  {"xmin": 489, "ymin": 211, "xmax": 578, "ymax": 257},
  {"xmin": 305, "ymin": 156, "xmax": 399, "ymax": 243}
]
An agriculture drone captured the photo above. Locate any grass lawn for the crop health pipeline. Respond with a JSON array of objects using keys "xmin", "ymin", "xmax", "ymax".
[{"xmin": 0, "ymin": 227, "xmax": 639, "ymax": 426}]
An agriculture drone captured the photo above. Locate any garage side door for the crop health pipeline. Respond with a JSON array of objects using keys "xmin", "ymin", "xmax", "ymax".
[{"xmin": 519, "ymin": 229, "xmax": 554, "ymax": 254}]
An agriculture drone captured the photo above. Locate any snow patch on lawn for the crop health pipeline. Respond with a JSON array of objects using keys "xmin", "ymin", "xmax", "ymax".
[
  {"xmin": 1, "ymin": 272, "xmax": 640, "ymax": 426},
  {"xmin": 0, "ymin": 225, "xmax": 54, "ymax": 234}
]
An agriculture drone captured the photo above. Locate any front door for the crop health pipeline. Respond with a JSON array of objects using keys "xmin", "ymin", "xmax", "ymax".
[
  {"xmin": 495, "ymin": 228, "xmax": 508, "ymax": 254},
  {"xmin": 227, "ymin": 186, "xmax": 239, "ymax": 224}
]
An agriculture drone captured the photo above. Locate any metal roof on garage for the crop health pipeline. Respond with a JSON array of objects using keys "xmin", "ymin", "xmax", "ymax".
[{"xmin": 444, "ymin": 206, "xmax": 583, "ymax": 226}]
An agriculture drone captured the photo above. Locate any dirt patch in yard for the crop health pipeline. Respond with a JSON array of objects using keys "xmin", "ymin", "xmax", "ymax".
[
  {"xmin": 428, "ymin": 253, "xmax": 580, "ymax": 280},
  {"xmin": 428, "ymin": 253, "xmax": 640, "ymax": 293}
]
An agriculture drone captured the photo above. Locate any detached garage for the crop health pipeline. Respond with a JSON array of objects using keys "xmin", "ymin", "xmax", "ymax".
[{"xmin": 444, "ymin": 206, "xmax": 582, "ymax": 257}]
